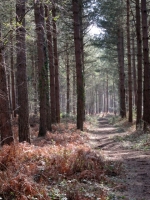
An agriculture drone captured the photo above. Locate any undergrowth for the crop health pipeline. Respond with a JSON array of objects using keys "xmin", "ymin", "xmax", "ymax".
[
  {"xmin": 114, "ymin": 130, "xmax": 150, "ymax": 151},
  {"xmin": 0, "ymin": 122, "xmax": 121, "ymax": 200},
  {"xmin": 110, "ymin": 115, "xmax": 150, "ymax": 151}
]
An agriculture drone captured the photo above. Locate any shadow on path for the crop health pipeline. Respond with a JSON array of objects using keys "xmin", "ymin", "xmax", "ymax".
[{"xmin": 87, "ymin": 117, "xmax": 150, "ymax": 200}]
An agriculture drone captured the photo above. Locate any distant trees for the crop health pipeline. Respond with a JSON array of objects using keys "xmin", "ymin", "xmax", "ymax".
[
  {"xmin": 4, "ymin": 0, "xmax": 150, "ymax": 145},
  {"xmin": 0, "ymin": 0, "xmax": 98, "ymax": 144},
  {"xmin": 91, "ymin": 0, "xmax": 150, "ymax": 130}
]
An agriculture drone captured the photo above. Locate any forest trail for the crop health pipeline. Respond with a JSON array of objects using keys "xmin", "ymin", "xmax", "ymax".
[{"xmin": 87, "ymin": 117, "xmax": 150, "ymax": 200}]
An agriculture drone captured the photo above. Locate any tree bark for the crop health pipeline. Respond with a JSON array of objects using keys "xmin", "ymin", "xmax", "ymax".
[
  {"xmin": 34, "ymin": 1, "xmax": 47, "ymax": 136},
  {"xmin": 131, "ymin": 34, "xmax": 137, "ymax": 108},
  {"xmin": 117, "ymin": 27, "xmax": 126, "ymax": 118},
  {"xmin": 0, "ymin": 31, "xmax": 13, "ymax": 145},
  {"xmin": 141, "ymin": 0, "xmax": 150, "ymax": 130},
  {"xmin": 72, "ymin": 0, "xmax": 84, "ymax": 130},
  {"xmin": 106, "ymin": 72, "xmax": 109, "ymax": 113},
  {"xmin": 44, "ymin": 40, "xmax": 52, "ymax": 131},
  {"xmin": 79, "ymin": 0, "xmax": 85, "ymax": 121},
  {"xmin": 16, "ymin": 0, "xmax": 30, "ymax": 142},
  {"xmin": 45, "ymin": 4, "xmax": 56, "ymax": 123},
  {"xmin": 52, "ymin": 2, "xmax": 60, "ymax": 123},
  {"xmin": 136, "ymin": 0, "xmax": 142, "ymax": 128},
  {"xmin": 72, "ymin": 67, "xmax": 76, "ymax": 115},
  {"xmin": 66, "ymin": 43, "xmax": 70, "ymax": 115},
  {"xmin": 127, "ymin": 0, "xmax": 132, "ymax": 122},
  {"xmin": 10, "ymin": 27, "xmax": 16, "ymax": 118}
]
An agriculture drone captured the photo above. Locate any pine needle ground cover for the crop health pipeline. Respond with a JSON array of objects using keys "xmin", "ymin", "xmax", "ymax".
[{"xmin": 0, "ymin": 123, "xmax": 121, "ymax": 200}]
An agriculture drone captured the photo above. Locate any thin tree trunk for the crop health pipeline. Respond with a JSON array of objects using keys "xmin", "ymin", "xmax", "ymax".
[
  {"xmin": 73, "ymin": 68, "xmax": 76, "ymax": 115},
  {"xmin": 117, "ymin": 27, "xmax": 126, "ymax": 118},
  {"xmin": 113, "ymin": 81, "xmax": 116, "ymax": 114},
  {"xmin": 10, "ymin": 0, "xmax": 16, "ymax": 118},
  {"xmin": 95, "ymin": 89, "xmax": 97, "ymax": 114},
  {"xmin": 136, "ymin": 0, "xmax": 142, "ymax": 128},
  {"xmin": 10, "ymin": 27, "xmax": 16, "ymax": 118},
  {"xmin": 0, "ymin": 27, "xmax": 13, "ymax": 145},
  {"xmin": 34, "ymin": 1, "xmax": 47, "ymax": 136},
  {"xmin": 106, "ymin": 72, "xmax": 109, "ymax": 113},
  {"xmin": 98, "ymin": 87, "xmax": 103, "ymax": 113},
  {"xmin": 132, "ymin": 34, "xmax": 137, "ymax": 108},
  {"xmin": 66, "ymin": 43, "xmax": 70, "ymax": 115},
  {"xmin": 45, "ymin": 5, "xmax": 56, "ymax": 123},
  {"xmin": 79, "ymin": 0, "xmax": 85, "ymax": 121},
  {"xmin": 103, "ymin": 80, "xmax": 106, "ymax": 113},
  {"xmin": 33, "ymin": 48, "xmax": 38, "ymax": 115},
  {"xmin": 72, "ymin": 0, "xmax": 84, "ymax": 130},
  {"xmin": 7, "ymin": 64, "xmax": 12, "ymax": 114},
  {"xmin": 44, "ymin": 37, "xmax": 52, "ymax": 131},
  {"xmin": 141, "ymin": 0, "xmax": 150, "ymax": 130},
  {"xmin": 16, "ymin": 0, "xmax": 30, "ymax": 142},
  {"xmin": 52, "ymin": 2, "xmax": 60, "ymax": 123},
  {"xmin": 127, "ymin": 0, "xmax": 132, "ymax": 122}
]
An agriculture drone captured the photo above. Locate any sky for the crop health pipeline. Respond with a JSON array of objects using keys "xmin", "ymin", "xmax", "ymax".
[{"xmin": 88, "ymin": 25, "xmax": 103, "ymax": 36}]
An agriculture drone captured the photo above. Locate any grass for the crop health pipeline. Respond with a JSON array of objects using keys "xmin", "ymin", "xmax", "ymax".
[{"xmin": 107, "ymin": 115, "xmax": 150, "ymax": 151}]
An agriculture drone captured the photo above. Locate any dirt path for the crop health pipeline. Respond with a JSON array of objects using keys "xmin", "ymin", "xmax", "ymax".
[{"xmin": 87, "ymin": 117, "xmax": 150, "ymax": 200}]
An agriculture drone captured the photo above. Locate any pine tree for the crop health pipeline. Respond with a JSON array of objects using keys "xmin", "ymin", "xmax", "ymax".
[
  {"xmin": 72, "ymin": 0, "xmax": 84, "ymax": 130},
  {"xmin": 16, "ymin": 0, "xmax": 30, "ymax": 142},
  {"xmin": 0, "ymin": 24, "xmax": 13, "ymax": 145}
]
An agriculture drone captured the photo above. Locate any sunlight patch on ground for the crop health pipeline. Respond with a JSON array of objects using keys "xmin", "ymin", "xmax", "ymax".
[{"xmin": 90, "ymin": 127, "xmax": 117, "ymax": 132}]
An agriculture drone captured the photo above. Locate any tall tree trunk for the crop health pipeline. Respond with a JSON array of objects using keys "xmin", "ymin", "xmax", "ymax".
[
  {"xmin": 79, "ymin": 0, "xmax": 85, "ymax": 120},
  {"xmin": 16, "ymin": 0, "xmax": 30, "ymax": 142},
  {"xmin": 132, "ymin": 34, "xmax": 137, "ymax": 108},
  {"xmin": 52, "ymin": 2, "xmax": 60, "ymax": 123},
  {"xmin": 66, "ymin": 43, "xmax": 70, "ymax": 115},
  {"xmin": 103, "ymin": 79, "xmax": 106, "ymax": 113},
  {"xmin": 44, "ymin": 38, "xmax": 52, "ymax": 131},
  {"xmin": 117, "ymin": 27, "xmax": 126, "ymax": 118},
  {"xmin": 45, "ymin": 5, "xmax": 56, "ymax": 123},
  {"xmin": 113, "ymin": 80, "xmax": 116, "ymax": 114},
  {"xmin": 72, "ymin": 0, "xmax": 84, "ymax": 130},
  {"xmin": 34, "ymin": 1, "xmax": 47, "ymax": 136},
  {"xmin": 72, "ymin": 67, "xmax": 76, "ymax": 115},
  {"xmin": 98, "ymin": 87, "xmax": 103, "ymax": 113},
  {"xmin": 136, "ymin": 0, "xmax": 142, "ymax": 128},
  {"xmin": 95, "ymin": 89, "xmax": 98, "ymax": 114},
  {"xmin": 6, "ymin": 63, "xmax": 12, "ymax": 114},
  {"xmin": 106, "ymin": 72, "xmax": 109, "ymax": 113},
  {"xmin": 141, "ymin": 0, "xmax": 150, "ymax": 130},
  {"xmin": 31, "ymin": 48, "xmax": 37, "ymax": 115},
  {"xmin": 127, "ymin": 0, "xmax": 132, "ymax": 122},
  {"xmin": 10, "ymin": 0, "xmax": 16, "ymax": 118},
  {"xmin": 0, "ymin": 27, "xmax": 13, "ymax": 145},
  {"xmin": 33, "ymin": 47, "xmax": 38, "ymax": 115},
  {"xmin": 10, "ymin": 27, "xmax": 16, "ymax": 118}
]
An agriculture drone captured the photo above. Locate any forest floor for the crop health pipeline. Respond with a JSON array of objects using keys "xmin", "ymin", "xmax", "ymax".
[
  {"xmin": 0, "ymin": 115, "xmax": 150, "ymax": 199},
  {"xmin": 86, "ymin": 114, "xmax": 150, "ymax": 200}
]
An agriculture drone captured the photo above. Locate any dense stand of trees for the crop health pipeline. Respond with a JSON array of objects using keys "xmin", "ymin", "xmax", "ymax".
[
  {"xmin": 0, "ymin": 0, "xmax": 94, "ymax": 144},
  {"xmin": 1, "ymin": 0, "xmax": 150, "ymax": 145},
  {"xmin": 92, "ymin": 0, "xmax": 150, "ymax": 130}
]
